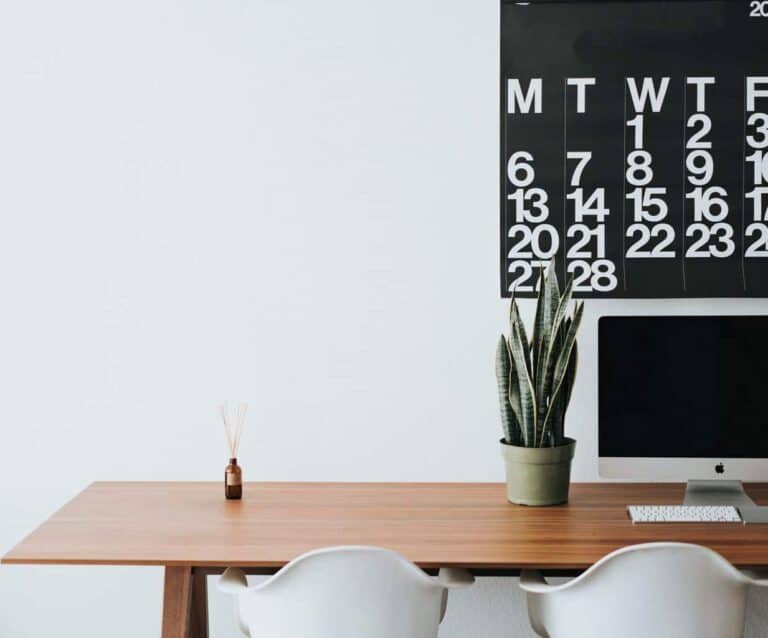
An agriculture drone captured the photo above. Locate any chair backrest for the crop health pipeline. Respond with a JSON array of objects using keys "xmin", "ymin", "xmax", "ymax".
[
  {"xmin": 526, "ymin": 542, "xmax": 754, "ymax": 638},
  {"xmin": 219, "ymin": 546, "xmax": 448, "ymax": 638}
]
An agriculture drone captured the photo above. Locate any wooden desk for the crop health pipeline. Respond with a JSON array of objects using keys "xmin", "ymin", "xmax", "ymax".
[{"xmin": 4, "ymin": 482, "xmax": 768, "ymax": 637}]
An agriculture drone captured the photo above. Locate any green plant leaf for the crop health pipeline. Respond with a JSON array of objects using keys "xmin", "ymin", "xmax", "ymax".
[
  {"xmin": 549, "ymin": 278, "xmax": 574, "ymax": 353},
  {"xmin": 509, "ymin": 293, "xmax": 531, "ymax": 379},
  {"xmin": 548, "ymin": 338, "xmax": 578, "ymax": 446},
  {"xmin": 508, "ymin": 319, "xmax": 537, "ymax": 447},
  {"xmin": 495, "ymin": 335, "xmax": 520, "ymax": 444},
  {"xmin": 539, "ymin": 300, "xmax": 584, "ymax": 446},
  {"xmin": 508, "ymin": 296, "xmax": 531, "ymax": 444},
  {"xmin": 533, "ymin": 262, "xmax": 561, "ymax": 442},
  {"xmin": 507, "ymin": 352, "xmax": 524, "ymax": 444},
  {"xmin": 536, "ymin": 277, "xmax": 573, "ymax": 437},
  {"xmin": 533, "ymin": 263, "xmax": 560, "ymax": 386},
  {"xmin": 563, "ymin": 339, "xmax": 578, "ymax": 409},
  {"xmin": 550, "ymin": 314, "xmax": 571, "ymax": 445},
  {"xmin": 530, "ymin": 267, "xmax": 546, "ymax": 377}
]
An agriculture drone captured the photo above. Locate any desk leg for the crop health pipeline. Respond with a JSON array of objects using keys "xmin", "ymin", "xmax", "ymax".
[
  {"xmin": 162, "ymin": 567, "xmax": 209, "ymax": 638},
  {"xmin": 190, "ymin": 572, "xmax": 209, "ymax": 638}
]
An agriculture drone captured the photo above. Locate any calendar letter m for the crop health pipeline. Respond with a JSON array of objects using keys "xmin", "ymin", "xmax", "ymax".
[{"xmin": 507, "ymin": 79, "xmax": 542, "ymax": 114}]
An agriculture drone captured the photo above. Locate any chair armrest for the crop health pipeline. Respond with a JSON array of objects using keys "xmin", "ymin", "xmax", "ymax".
[
  {"xmin": 437, "ymin": 567, "xmax": 475, "ymax": 589},
  {"xmin": 436, "ymin": 568, "xmax": 473, "ymax": 624},
  {"xmin": 519, "ymin": 569, "xmax": 554, "ymax": 593},
  {"xmin": 218, "ymin": 567, "xmax": 248, "ymax": 594},
  {"xmin": 739, "ymin": 568, "xmax": 768, "ymax": 586},
  {"xmin": 744, "ymin": 571, "xmax": 768, "ymax": 587}
]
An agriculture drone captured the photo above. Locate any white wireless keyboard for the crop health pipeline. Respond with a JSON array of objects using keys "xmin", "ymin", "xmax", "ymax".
[{"xmin": 627, "ymin": 505, "xmax": 742, "ymax": 524}]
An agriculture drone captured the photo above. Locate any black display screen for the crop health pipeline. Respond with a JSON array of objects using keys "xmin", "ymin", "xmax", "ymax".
[
  {"xmin": 599, "ymin": 315, "xmax": 768, "ymax": 458},
  {"xmin": 501, "ymin": 0, "xmax": 768, "ymax": 297}
]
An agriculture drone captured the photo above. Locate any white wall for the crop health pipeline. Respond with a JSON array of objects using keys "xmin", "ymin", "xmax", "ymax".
[{"xmin": 1, "ymin": 0, "xmax": 767, "ymax": 636}]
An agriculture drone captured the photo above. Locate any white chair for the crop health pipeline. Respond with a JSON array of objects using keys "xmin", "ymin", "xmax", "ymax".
[
  {"xmin": 218, "ymin": 545, "xmax": 474, "ymax": 638},
  {"xmin": 520, "ymin": 542, "xmax": 768, "ymax": 638}
]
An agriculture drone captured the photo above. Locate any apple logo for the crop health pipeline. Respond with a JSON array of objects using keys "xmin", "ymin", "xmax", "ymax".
[{"xmin": 715, "ymin": 463, "xmax": 725, "ymax": 474}]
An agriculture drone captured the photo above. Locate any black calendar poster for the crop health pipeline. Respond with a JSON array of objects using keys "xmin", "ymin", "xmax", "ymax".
[{"xmin": 500, "ymin": 0, "xmax": 768, "ymax": 297}]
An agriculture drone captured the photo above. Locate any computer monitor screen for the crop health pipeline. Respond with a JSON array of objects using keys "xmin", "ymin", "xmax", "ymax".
[{"xmin": 599, "ymin": 316, "xmax": 768, "ymax": 480}]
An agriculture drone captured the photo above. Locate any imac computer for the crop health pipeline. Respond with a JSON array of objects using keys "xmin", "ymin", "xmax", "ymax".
[{"xmin": 599, "ymin": 316, "xmax": 768, "ymax": 508}]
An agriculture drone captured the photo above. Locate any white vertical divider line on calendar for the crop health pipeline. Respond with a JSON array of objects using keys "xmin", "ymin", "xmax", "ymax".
[
  {"xmin": 682, "ymin": 76, "xmax": 688, "ymax": 292},
  {"xmin": 622, "ymin": 80, "xmax": 628, "ymax": 291},
  {"xmin": 742, "ymin": 74, "xmax": 748, "ymax": 292}
]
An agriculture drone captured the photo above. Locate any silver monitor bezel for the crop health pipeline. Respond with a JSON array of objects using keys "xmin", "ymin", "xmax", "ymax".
[{"xmin": 599, "ymin": 457, "xmax": 768, "ymax": 481}]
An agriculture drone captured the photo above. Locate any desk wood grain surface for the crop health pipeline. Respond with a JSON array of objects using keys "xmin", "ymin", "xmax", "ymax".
[{"xmin": 3, "ymin": 482, "xmax": 768, "ymax": 570}]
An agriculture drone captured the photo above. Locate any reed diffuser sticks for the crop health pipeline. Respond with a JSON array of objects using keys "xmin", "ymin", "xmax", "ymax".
[
  {"xmin": 221, "ymin": 402, "xmax": 248, "ymax": 500},
  {"xmin": 221, "ymin": 402, "xmax": 247, "ymax": 459}
]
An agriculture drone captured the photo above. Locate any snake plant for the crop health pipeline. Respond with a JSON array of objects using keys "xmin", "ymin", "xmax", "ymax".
[{"xmin": 496, "ymin": 262, "xmax": 583, "ymax": 448}]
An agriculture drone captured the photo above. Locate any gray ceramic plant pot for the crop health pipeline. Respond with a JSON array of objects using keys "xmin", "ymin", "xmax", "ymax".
[{"xmin": 500, "ymin": 437, "xmax": 576, "ymax": 506}]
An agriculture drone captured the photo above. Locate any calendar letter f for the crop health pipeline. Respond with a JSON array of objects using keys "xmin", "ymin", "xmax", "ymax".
[{"xmin": 747, "ymin": 77, "xmax": 768, "ymax": 112}]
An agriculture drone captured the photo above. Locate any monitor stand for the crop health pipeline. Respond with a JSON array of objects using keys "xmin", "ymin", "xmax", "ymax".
[
  {"xmin": 683, "ymin": 481, "xmax": 768, "ymax": 523},
  {"xmin": 683, "ymin": 480, "xmax": 755, "ymax": 507}
]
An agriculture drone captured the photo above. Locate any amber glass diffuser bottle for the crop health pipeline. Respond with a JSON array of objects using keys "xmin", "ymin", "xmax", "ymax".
[
  {"xmin": 225, "ymin": 457, "xmax": 242, "ymax": 500},
  {"xmin": 221, "ymin": 402, "xmax": 248, "ymax": 501}
]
